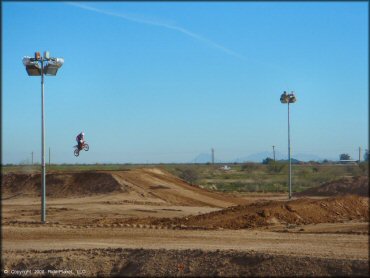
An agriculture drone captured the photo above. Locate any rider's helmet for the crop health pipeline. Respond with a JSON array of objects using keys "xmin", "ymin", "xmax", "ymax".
[{"xmin": 81, "ymin": 132, "xmax": 85, "ymax": 136}]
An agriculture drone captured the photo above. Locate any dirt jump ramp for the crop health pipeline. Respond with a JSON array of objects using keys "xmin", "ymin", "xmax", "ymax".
[{"xmin": 1, "ymin": 168, "xmax": 244, "ymax": 208}]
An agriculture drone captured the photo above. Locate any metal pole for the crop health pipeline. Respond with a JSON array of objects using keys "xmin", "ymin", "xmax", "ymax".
[
  {"xmin": 49, "ymin": 147, "xmax": 51, "ymax": 166},
  {"xmin": 31, "ymin": 151, "xmax": 33, "ymax": 165},
  {"xmin": 288, "ymin": 102, "xmax": 292, "ymax": 199},
  {"xmin": 359, "ymin": 147, "xmax": 361, "ymax": 163},
  {"xmin": 41, "ymin": 59, "xmax": 46, "ymax": 223},
  {"xmin": 272, "ymin": 145, "xmax": 276, "ymax": 162}
]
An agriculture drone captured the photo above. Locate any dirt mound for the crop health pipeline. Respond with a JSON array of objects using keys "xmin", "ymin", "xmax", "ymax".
[
  {"xmin": 3, "ymin": 248, "xmax": 368, "ymax": 277},
  {"xmin": 139, "ymin": 195, "xmax": 369, "ymax": 229},
  {"xmin": 1, "ymin": 168, "xmax": 244, "ymax": 207},
  {"xmin": 298, "ymin": 176, "xmax": 369, "ymax": 197},
  {"xmin": 1, "ymin": 172, "xmax": 125, "ymax": 198},
  {"xmin": 109, "ymin": 168, "xmax": 245, "ymax": 207}
]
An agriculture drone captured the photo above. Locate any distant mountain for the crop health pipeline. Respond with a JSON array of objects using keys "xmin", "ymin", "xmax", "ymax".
[
  {"xmin": 294, "ymin": 153, "xmax": 324, "ymax": 162},
  {"xmin": 235, "ymin": 151, "xmax": 285, "ymax": 163}
]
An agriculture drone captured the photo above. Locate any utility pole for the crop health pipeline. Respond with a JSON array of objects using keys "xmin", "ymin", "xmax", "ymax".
[
  {"xmin": 272, "ymin": 145, "xmax": 276, "ymax": 162},
  {"xmin": 31, "ymin": 152, "xmax": 34, "ymax": 165},
  {"xmin": 211, "ymin": 148, "xmax": 215, "ymax": 164},
  {"xmin": 49, "ymin": 147, "xmax": 51, "ymax": 166},
  {"xmin": 359, "ymin": 147, "xmax": 361, "ymax": 163}
]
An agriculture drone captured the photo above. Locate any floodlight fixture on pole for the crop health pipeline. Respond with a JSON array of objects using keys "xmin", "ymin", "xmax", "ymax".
[
  {"xmin": 280, "ymin": 91, "xmax": 296, "ymax": 199},
  {"xmin": 22, "ymin": 51, "xmax": 64, "ymax": 224}
]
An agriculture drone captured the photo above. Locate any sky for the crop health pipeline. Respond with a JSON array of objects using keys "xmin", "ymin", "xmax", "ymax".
[{"xmin": 2, "ymin": 1, "xmax": 368, "ymax": 164}]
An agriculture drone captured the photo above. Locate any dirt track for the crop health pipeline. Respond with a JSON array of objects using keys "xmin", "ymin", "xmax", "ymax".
[
  {"xmin": 2, "ymin": 169, "xmax": 369, "ymax": 276},
  {"xmin": 3, "ymin": 248, "xmax": 368, "ymax": 277},
  {"xmin": 2, "ymin": 225, "xmax": 368, "ymax": 260}
]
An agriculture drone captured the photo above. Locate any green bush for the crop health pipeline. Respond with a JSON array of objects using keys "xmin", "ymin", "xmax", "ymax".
[
  {"xmin": 345, "ymin": 165, "xmax": 361, "ymax": 176},
  {"xmin": 358, "ymin": 162, "xmax": 369, "ymax": 175},
  {"xmin": 312, "ymin": 166, "xmax": 319, "ymax": 173},
  {"xmin": 262, "ymin": 157, "xmax": 274, "ymax": 164},
  {"xmin": 241, "ymin": 163, "xmax": 258, "ymax": 172},
  {"xmin": 267, "ymin": 161, "xmax": 286, "ymax": 173},
  {"xmin": 178, "ymin": 168, "xmax": 199, "ymax": 184}
]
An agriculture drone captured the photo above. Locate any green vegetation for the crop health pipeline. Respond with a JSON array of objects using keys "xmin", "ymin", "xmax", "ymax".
[
  {"xmin": 2, "ymin": 162, "xmax": 368, "ymax": 193},
  {"xmin": 162, "ymin": 163, "xmax": 367, "ymax": 193},
  {"xmin": 340, "ymin": 153, "xmax": 351, "ymax": 160}
]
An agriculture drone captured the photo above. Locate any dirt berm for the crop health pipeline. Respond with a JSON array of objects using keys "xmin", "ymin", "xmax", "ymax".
[
  {"xmin": 1, "ymin": 172, "xmax": 125, "ymax": 198},
  {"xmin": 1, "ymin": 168, "xmax": 244, "ymax": 207},
  {"xmin": 132, "ymin": 195, "xmax": 369, "ymax": 229},
  {"xmin": 297, "ymin": 176, "xmax": 369, "ymax": 197},
  {"xmin": 3, "ymin": 248, "xmax": 368, "ymax": 277}
]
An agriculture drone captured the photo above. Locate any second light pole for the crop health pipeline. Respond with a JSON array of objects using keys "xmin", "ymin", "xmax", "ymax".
[
  {"xmin": 280, "ymin": 91, "xmax": 296, "ymax": 199},
  {"xmin": 22, "ymin": 51, "xmax": 64, "ymax": 223}
]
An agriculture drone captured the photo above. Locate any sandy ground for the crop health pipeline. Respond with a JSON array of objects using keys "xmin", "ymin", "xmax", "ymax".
[
  {"xmin": 2, "ymin": 169, "xmax": 369, "ymax": 276},
  {"xmin": 3, "ymin": 248, "xmax": 368, "ymax": 277},
  {"xmin": 2, "ymin": 225, "xmax": 369, "ymax": 260}
]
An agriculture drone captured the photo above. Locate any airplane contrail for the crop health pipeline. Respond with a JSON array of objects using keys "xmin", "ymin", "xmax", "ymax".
[{"xmin": 66, "ymin": 2, "xmax": 247, "ymax": 61}]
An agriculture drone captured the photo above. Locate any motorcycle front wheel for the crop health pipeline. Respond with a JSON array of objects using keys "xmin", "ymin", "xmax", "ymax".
[{"xmin": 83, "ymin": 143, "xmax": 89, "ymax": 151}]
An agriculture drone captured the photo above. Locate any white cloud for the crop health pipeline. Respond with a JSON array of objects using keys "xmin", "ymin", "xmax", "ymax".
[{"xmin": 66, "ymin": 2, "xmax": 246, "ymax": 61}]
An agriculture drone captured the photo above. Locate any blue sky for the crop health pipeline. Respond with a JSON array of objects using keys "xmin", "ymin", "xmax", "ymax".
[{"xmin": 2, "ymin": 1, "xmax": 368, "ymax": 164}]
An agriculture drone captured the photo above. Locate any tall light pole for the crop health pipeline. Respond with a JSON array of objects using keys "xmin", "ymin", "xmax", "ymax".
[
  {"xmin": 22, "ymin": 51, "xmax": 64, "ymax": 223},
  {"xmin": 280, "ymin": 91, "xmax": 296, "ymax": 199}
]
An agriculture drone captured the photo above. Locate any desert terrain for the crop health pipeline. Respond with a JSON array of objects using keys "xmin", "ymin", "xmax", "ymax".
[{"xmin": 1, "ymin": 166, "xmax": 369, "ymax": 277}]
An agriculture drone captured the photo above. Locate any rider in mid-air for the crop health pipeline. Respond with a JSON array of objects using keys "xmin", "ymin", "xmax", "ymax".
[{"xmin": 76, "ymin": 131, "xmax": 85, "ymax": 150}]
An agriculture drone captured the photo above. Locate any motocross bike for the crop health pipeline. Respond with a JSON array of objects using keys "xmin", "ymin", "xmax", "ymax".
[{"xmin": 74, "ymin": 142, "xmax": 89, "ymax": 157}]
